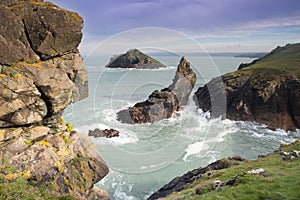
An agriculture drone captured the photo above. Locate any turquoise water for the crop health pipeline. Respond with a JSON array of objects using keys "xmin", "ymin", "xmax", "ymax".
[{"xmin": 63, "ymin": 55, "xmax": 300, "ymax": 199}]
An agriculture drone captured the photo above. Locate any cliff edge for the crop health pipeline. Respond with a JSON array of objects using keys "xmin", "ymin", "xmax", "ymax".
[
  {"xmin": 194, "ymin": 43, "xmax": 300, "ymax": 131},
  {"xmin": 0, "ymin": 0, "xmax": 109, "ymax": 199}
]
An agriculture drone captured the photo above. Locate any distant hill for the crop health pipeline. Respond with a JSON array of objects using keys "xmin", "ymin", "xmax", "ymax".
[
  {"xmin": 234, "ymin": 52, "xmax": 267, "ymax": 58},
  {"xmin": 105, "ymin": 49, "xmax": 166, "ymax": 69}
]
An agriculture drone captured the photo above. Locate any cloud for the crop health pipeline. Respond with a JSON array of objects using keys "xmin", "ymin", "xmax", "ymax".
[
  {"xmin": 50, "ymin": 0, "xmax": 300, "ymax": 35},
  {"xmin": 50, "ymin": 0, "xmax": 300, "ymax": 52}
]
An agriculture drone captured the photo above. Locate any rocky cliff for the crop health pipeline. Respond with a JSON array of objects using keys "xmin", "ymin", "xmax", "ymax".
[
  {"xmin": 117, "ymin": 56, "xmax": 196, "ymax": 124},
  {"xmin": 106, "ymin": 49, "xmax": 166, "ymax": 69},
  {"xmin": 194, "ymin": 43, "xmax": 300, "ymax": 131},
  {"xmin": 0, "ymin": 0, "xmax": 109, "ymax": 199}
]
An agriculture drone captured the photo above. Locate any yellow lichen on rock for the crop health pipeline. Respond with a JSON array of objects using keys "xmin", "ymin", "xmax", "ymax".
[
  {"xmin": 36, "ymin": 140, "xmax": 51, "ymax": 147},
  {"xmin": 22, "ymin": 169, "xmax": 32, "ymax": 179}
]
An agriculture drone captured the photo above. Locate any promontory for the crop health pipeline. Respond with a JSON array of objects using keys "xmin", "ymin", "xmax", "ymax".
[{"xmin": 194, "ymin": 43, "xmax": 300, "ymax": 131}]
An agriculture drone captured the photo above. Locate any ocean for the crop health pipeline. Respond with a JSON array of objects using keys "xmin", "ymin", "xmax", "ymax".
[{"xmin": 63, "ymin": 54, "xmax": 300, "ymax": 200}]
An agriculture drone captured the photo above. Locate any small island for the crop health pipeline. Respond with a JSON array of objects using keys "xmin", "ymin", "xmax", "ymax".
[{"xmin": 105, "ymin": 49, "xmax": 166, "ymax": 69}]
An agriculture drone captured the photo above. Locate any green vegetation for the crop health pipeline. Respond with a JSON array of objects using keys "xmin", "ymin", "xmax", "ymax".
[
  {"xmin": 0, "ymin": 65, "xmax": 19, "ymax": 78},
  {"xmin": 62, "ymin": 134, "xmax": 68, "ymax": 145},
  {"xmin": 24, "ymin": 140, "xmax": 33, "ymax": 146},
  {"xmin": 4, "ymin": 166, "xmax": 15, "ymax": 174},
  {"xmin": 224, "ymin": 43, "xmax": 300, "ymax": 88},
  {"xmin": 66, "ymin": 123, "xmax": 73, "ymax": 133},
  {"xmin": 162, "ymin": 140, "xmax": 300, "ymax": 200},
  {"xmin": 2, "ymin": 158, "xmax": 8, "ymax": 163},
  {"xmin": 0, "ymin": 176, "xmax": 74, "ymax": 200}
]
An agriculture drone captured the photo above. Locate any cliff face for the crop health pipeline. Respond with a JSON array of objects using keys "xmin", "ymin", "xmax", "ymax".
[
  {"xmin": 106, "ymin": 49, "xmax": 166, "ymax": 69},
  {"xmin": 117, "ymin": 56, "xmax": 196, "ymax": 124},
  {"xmin": 194, "ymin": 43, "xmax": 300, "ymax": 131},
  {"xmin": 0, "ymin": 0, "xmax": 109, "ymax": 198}
]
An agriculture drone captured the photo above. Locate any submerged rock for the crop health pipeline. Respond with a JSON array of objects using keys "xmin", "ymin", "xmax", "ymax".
[
  {"xmin": 88, "ymin": 128, "xmax": 119, "ymax": 138},
  {"xmin": 194, "ymin": 43, "xmax": 300, "ymax": 131},
  {"xmin": 105, "ymin": 49, "xmax": 166, "ymax": 69},
  {"xmin": 117, "ymin": 56, "xmax": 196, "ymax": 124}
]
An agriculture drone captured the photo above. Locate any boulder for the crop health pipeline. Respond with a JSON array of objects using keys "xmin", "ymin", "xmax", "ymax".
[
  {"xmin": 88, "ymin": 128, "xmax": 119, "ymax": 138},
  {"xmin": 117, "ymin": 56, "xmax": 196, "ymax": 124}
]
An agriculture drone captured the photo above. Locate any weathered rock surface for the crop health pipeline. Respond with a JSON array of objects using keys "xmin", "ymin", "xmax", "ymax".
[
  {"xmin": 148, "ymin": 157, "xmax": 243, "ymax": 200},
  {"xmin": 194, "ymin": 43, "xmax": 300, "ymax": 131},
  {"xmin": 0, "ymin": 125, "xmax": 109, "ymax": 198},
  {"xmin": 106, "ymin": 49, "xmax": 166, "ymax": 69},
  {"xmin": 0, "ymin": 0, "xmax": 82, "ymax": 63},
  {"xmin": 0, "ymin": 0, "xmax": 88, "ymax": 128},
  {"xmin": 0, "ymin": 0, "xmax": 108, "ymax": 199},
  {"xmin": 117, "ymin": 56, "xmax": 196, "ymax": 124},
  {"xmin": 88, "ymin": 128, "xmax": 119, "ymax": 138}
]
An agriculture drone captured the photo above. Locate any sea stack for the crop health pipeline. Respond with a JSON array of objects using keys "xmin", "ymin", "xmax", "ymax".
[
  {"xmin": 106, "ymin": 49, "xmax": 166, "ymax": 69},
  {"xmin": 117, "ymin": 56, "xmax": 196, "ymax": 124},
  {"xmin": 194, "ymin": 43, "xmax": 300, "ymax": 131}
]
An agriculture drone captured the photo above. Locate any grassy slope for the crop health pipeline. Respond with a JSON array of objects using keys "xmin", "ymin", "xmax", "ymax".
[
  {"xmin": 162, "ymin": 140, "xmax": 300, "ymax": 200},
  {"xmin": 0, "ymin": 176, "xmax": 74, "ymax": 200},
  {"xmin": 227, "ymin": 43, "xmax": 300, "ymax": 81}
]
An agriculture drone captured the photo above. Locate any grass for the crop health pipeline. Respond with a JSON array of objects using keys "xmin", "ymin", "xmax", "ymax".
[
  {"xmin": 162, "ymin": 140, "xmax": 300, "ymax": 200},
  {"xmin": 0, "ymin": 176, "xmax": 74, "ymax": 200},
  {"xmin": 229, "ymin": 43, "xmax": 300, "ymax": 80}
]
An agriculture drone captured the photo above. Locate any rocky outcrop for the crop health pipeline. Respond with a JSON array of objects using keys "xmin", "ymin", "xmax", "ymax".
[
  {"xmin": 88, "ymin": 128, "xmax": 119, "ymax": 138},
  {"xmin": 106, "ymin": 49, "xmax": 166, "ymax": 69},
  {"xmin": 117, "ymin": 56, "xmax": 196, "ymax": 124},
  {"xmin": 194, "ymin": 43, "xmax": 300, "ymax": 131},
  {"xmin": 0, "ymin": 0, "xmax": 108, "ymax": 199},
  {"xmin": 148, "ymin": 157, "xmax": 243, "ymax": 200}
]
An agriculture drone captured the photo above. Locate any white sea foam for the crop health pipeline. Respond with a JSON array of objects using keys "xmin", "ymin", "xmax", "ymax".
[
  {"xmin": 113, "ymin": 183, "xmax": 138, "ymax": 200},
  {"xmin": 98, "ymin": 170, "xmax": 138, "ymax": 200},
  {"xmin": 183, "ymin": 141, "xmax": 209, "ymax": 161},
  {"xmin": 140, "ymin": 161, "xmax": 167, "ymax": 170},
  {"xmin": 75, "ymin": 123, "xmax": 111, "ymax": 133},
  {"xmin": 103, "ymin": 66, "xmax": 176, "ymax": 72}
]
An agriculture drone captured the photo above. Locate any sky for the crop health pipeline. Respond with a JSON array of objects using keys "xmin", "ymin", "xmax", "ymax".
[{"xmin": 50, "ymin": 0, "xmax": 300, "ymax": 54}]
